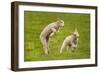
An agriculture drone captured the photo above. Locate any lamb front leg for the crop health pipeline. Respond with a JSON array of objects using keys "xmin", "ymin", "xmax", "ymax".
[
  {"xmin": 60, "ymin": 42, "xmax": 66, "ymax": 54},
  {"xmin": 50, "ymin": 32, "xmax": 55, "ymax": 37},
  {"xmin": 71, "ymin": 43, "xmax": 77, "ymax": 52},
  {"xmin": 50, "ymin": 28, "xmax": 57, "ymax": 37}
]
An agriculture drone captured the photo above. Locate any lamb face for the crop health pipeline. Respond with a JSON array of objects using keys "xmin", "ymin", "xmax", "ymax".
[{"xmin": 56, "ymin": 19, "xmax": 64, "ymax": 27}]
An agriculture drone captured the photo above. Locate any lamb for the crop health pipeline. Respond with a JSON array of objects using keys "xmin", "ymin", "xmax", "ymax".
[
  {"xmin": 40, "ymin": 18, "xmax": 64, "ymax": 55},
  {"xmin": 60, "ymin": 29, "xmax": 79, "ymax": 53}
]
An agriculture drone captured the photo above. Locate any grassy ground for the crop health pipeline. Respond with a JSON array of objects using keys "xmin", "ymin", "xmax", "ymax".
[{"xmin": 24, "ymin": 11, "xmax": 90, "ymax": 61}]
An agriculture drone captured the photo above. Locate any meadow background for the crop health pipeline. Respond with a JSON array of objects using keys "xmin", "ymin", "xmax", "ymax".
[{"xmin": 24, "ymin": 11, "xmax": 90, "ymax": 61}]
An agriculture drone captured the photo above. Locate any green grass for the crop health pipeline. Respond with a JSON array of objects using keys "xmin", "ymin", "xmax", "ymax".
[{"xmin": 24, "ymin": 11, "xmax": 90, "ymax": 61}]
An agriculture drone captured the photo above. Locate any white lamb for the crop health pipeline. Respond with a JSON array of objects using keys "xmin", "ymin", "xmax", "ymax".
[
  {"xmin": 40, "ymin": 18, "xmax": 64, "ymax": 55},
  {"xmin": 60, "ymin": 29, "xmax": 79, "ymax": 53}
]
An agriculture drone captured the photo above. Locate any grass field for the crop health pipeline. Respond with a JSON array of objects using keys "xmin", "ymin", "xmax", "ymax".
[{"xmin": 24, "ymin": 11, "xmax": 90, "ymax": 61}]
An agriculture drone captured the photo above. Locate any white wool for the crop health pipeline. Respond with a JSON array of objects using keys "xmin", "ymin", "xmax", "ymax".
[
  {"xmin": 60, "ymin": 29, "xmax": 79, "ymax": 53},
  {"xmin": 40, "ymin": 19, "xmax": 64, "ymax": 55}
]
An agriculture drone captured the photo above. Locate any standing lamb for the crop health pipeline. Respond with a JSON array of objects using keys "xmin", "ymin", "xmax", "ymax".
[
  {"xmin": 40, "ymin": 18, "xmax": 64, "ymax": 55},
  {"xmin": 60, "ymin": 28, "xmax": 79, "ymax": 53}
]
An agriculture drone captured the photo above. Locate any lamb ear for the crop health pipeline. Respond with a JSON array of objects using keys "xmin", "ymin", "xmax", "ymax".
[
  {"xmin": 57, "ymin": 18, "xmax": 60, "ymax": 21},
  {"xmin": 75, "ymin": 28, "xmax": 78, "ymax": 32},
  {"xmin": 56, "ymin": 18, "xmax": 61, "ymax": 24}
]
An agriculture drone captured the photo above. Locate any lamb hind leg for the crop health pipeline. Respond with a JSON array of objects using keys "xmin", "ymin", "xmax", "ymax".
[
  {"xmin": 46, "ymin": 35, "xmax": 50, "ymax": 54},
  {"xmin": 43, "ymin": 40, "xmax": 49, "ymax": 55},
  {"xmin": 40, "ymin": 36, "xmax": 49, "ymax": 55}
]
